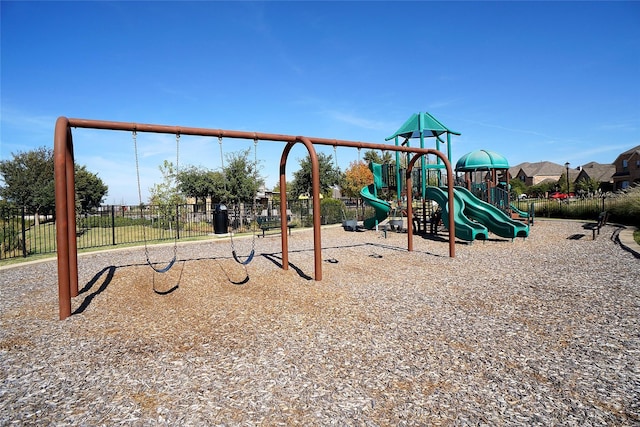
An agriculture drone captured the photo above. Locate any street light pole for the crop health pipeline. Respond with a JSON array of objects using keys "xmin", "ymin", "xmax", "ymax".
[{"xmin": 564, "ymin": 162, "xmax": 570, "ymax": 196}]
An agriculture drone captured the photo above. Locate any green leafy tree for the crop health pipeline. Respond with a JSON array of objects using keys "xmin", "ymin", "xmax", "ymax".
[
  {"xmin": 0, "ymin": 146, "xmax": 109, "ymax": 224},
  {"xmin": 509, "ymin": 179, "xmax": 527, "ymax": 198},
  {"xmin": 575, "ymin": 177, "xmax": 600, "ymax": 194},
  {"xmin": 75, "ymin": 165, "xmax": 108, "ymax": 212},
  {"xmin": 178, "ymin": 166, "xmax": 227, "ymax": 205},
  {"xmin": 271, "ymin": 181, "xmax": 292, "ymax": 203},
  {"xmin": 0, "ymin": 147, "xmax": 56, "ymax": 219},
  {"xmin": 223, "ymin": 148, "xmax": 263, "ymax": 204},
  {"xmin": 363, "ymin": 149, "xmax": 393, "ymax": 165},
  {"xmin": 558, "ymin": 173, "xmax": 572, "ymax": 193},
  {"xmin": 289, "ymin": 152, "xmax": 342, "ymax": 199},
  {"xmin": 528, "ymin": 181, "xmax": 556, "ymax": 198},
  {"xmin": 148, "ymin": 160, "xmax": 186, "ymax": 228}
]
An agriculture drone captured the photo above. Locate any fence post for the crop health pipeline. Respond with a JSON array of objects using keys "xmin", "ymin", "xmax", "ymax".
[
  {"xmin": 21, "ymin": 206, "xmax": 27, "ymax": 258},
  {"xmin": 111, "ymin": 205, "xmax": 116, "ymax": 245},
  {"xmin": 529, "ymin": 202, "xmax": 535, "ymax": 226}
]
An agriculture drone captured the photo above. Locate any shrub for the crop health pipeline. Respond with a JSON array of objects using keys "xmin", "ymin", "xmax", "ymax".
[
  {"xmin": 607, "ymin": 186, "xmax": 640, "ymax": 226},
  {"xmin": 320, "ymin": 198, "xmax": 346, "ymax": 225}
]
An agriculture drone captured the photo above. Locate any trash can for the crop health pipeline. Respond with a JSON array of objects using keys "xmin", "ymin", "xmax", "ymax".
[{"xmin": 213, "ymin": 204, "xmax": 228, "ymax": 234}]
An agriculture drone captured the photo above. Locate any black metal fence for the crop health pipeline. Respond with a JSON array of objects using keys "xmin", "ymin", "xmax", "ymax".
[
  {"xmin": 0, "ymin": 201, "xmax": 320, "ymax": 261},
  {"xmin": 1, "ymin": 195, "xmax": 632, "ymax": 261}
]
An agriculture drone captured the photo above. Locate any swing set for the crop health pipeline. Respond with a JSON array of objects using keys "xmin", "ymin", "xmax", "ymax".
[{"xmin": 54, "ymin": 117, "xmax": 456, "ymax": 320}]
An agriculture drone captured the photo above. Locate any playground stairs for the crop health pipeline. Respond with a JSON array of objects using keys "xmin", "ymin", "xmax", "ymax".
[{"xmin": 410, "ymin": 199, "xmax": 439, "ymax": 235}]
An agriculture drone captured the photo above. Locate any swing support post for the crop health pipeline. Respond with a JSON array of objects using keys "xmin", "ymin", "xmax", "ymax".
[
  {"xmin": 54, "ymin": 117, "xmax": 455, "ymax": 320},
  {"xmin": 280, "ymin": 138, "xmax": 322, "ymax": 280}
]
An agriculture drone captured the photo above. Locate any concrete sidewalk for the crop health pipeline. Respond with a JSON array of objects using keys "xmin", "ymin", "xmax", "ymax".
[{"xmin": 617, "ymin": 227, "xmax": 640, "ymax": 258}]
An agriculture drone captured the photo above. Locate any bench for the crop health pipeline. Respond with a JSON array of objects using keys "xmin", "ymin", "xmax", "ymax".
[
  {"xmin": 585, "ymin": 211, "xmax": 608, "ymax": 240},
  {"xmin": 257, "ymin": 217, "xmax": 296, "ymax": 238}
]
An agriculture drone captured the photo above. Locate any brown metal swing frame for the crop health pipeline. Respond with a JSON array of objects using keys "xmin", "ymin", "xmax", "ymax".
[{"xmin": 54, "ymin": 117, "xmax": 456, "ymax": 320}]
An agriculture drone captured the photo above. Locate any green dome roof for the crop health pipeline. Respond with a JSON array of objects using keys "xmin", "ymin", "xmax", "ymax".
[{"xmin": 456, "ymin": 150, "xmax": 509, "ymax": 171}]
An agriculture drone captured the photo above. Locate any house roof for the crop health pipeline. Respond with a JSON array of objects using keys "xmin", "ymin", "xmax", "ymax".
[
  {"xmin": 614, "ymin": 145, "xmax": 640, "ymax": 163},
  {"xmin": 577, "ymin": 162, "xmax": 616, "ymax": 182},
  {"xmin": 616, "ymin": 144, "xmax": 640, "ymax": 159},
  {"xmin": 512, "ymin": 161, "xmax": 566, "ymax": 177}
]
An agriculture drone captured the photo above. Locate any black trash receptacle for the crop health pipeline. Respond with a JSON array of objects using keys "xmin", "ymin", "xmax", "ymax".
[{"xmin": 213, "ymin": 204, "xmax": 228, "ymax": 234}]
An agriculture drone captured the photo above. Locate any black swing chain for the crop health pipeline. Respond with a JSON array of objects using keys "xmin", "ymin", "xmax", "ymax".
[
  {"xmin": 133, "ymin": 130, "xmax": 180, "ymax": 270},
  {"xmin": 220, "ymin": 136, "xmax": 258, "ymax": 263}
]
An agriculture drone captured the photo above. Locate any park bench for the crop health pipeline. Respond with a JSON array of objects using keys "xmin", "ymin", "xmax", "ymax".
[
  {"xmin": 256, "ymin": 216, "xmax": 296, "ymax": 238},
  {"xmin": 585, "ymin": 211, "xmax": 608, "ymax": 240}
]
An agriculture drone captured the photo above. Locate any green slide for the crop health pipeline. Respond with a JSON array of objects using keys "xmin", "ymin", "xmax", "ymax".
[
  {"xmin": 455, "ymin": 187, "xmax": 529, "ymax": 238},
  {"xmin": 425, "ymin": 186, "xmax": 489, "ymax": 242},
  {"xmin": 510, "ymin": 203, "xmax": 529, "ymax": 219},
  {"xmin": 360, "ymin": 162, "xmax": 391, "ymax": 229},
  {"xmin": 360, "ymin": 184, "xmax": 391, "ymax": 229}
]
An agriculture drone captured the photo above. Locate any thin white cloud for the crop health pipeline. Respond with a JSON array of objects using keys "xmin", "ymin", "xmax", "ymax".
[
  {"xmin": 462, "ymin": 118, "xmax": 556, "ymax": 140},
  {"xmin": 567, "ymin": 143, "xmax": 639, "ymax": 164},
  {"xmin": 0, "ymin": 106, "xmax": 55, "ymax": 133},
  {"xmin": 325, "ymin": 110, "xmax": 393, "ymax": 132},
  {"xmin": 595, "ymin": 119, "xmax": 638, "ymax": 132},
  {"xmin": 427, "ymin": 99, "xmax": 460, "ymax": 110}
]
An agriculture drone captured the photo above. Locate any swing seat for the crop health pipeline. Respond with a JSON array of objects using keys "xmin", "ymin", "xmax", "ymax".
[
  {"xmin": 232, "ymin": 249, "xmax": 255, "ymax": 265},
  {"xmin": 147, "ymin": 255, "xmax": 177, "ymax": 274}
]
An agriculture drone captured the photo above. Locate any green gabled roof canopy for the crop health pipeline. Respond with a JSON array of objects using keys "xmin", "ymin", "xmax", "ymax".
[
  {"xmin": 385, "ymin": 112, "xmax": 461, "ymax": 141},
  {"xmin": 455, "ymin": 149, "xmax": 510, "ymax": 172}
]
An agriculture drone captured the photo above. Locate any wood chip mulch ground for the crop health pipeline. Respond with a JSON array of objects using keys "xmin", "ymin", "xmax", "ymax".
[{"xmin": 1, "ymin": 219, "xmax": 639, "ymax": 425}]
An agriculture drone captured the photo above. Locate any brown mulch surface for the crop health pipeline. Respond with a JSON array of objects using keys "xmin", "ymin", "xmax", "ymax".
[{"xmin": 1, "ymin": 220, "xmax": 639, "ymax": 425}]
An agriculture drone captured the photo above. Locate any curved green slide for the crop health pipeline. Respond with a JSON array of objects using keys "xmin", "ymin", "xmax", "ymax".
[
  {"xmin": 360, "ymin": 162, "xmax": 391, "ymax": 229},
  {"xmin": 510, "ymin": 203, "xmax": 529, "ymax": 219},
  {"xmin": 454, "ymin": 187, "xmax": 529, "ymax": 238},
  {"xmin": 425, "ymin": 186, "xmax": 489, "ymax": 242}
]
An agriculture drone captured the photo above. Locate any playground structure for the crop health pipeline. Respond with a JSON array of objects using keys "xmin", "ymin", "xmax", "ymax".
[
  {"xmin": 454, "ymin": 149, "xmax": 530, "ymax": 239},
  {"xmin": 54, "ymin": 117, "xmax": 457, "ymax": 320},
  {"xmin": 356, "ymin": 112, "xmax": 461, "ymax": 231},
  {"xmin": 456, "ymin": 149, "xmax": 511, "ymax": 211},
  {"xmin": 357, "ymin": 113, "xmax": 530, "ymax": 241}
]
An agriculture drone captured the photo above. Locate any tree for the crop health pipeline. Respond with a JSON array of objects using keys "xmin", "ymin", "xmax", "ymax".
[
  {"xmin": 271, "ymin": 181, "xmax": 292, "ymax": 203},
  {"xmin": 149, "ymin": 160, "xmax": 185, "ymax": 205},
  {"xmin": 223, "ymin": 148, "xmax": 263, "ymax": 204},
  {"xmin": 342, "ymin": 160, "xmax": 373, "ymax": 198},
  {"xmin": 342, "ymin": 160, "xmax": 373, "ymax": 216},
  {"xmin": 0, "ymin": 146, "xmax": 108, "ymax": 224},
  {"xmin": 75, "ymin": 165, "xmax": 108, "ymax": 212},
  {"xmin": 178, "ymin": 166, "xmax": 227, "ymax": 206},
  {"xmin": 289, "ymin": 152, "xmax": 342, "ymax": 199},
  {"xmin": 363, "ymin": 149, "xmax": 393, "ymax": 165},
  {"xmin": 0, "ymin": 147, "xmax": 55, "ymax": 216},
  {"xmin": 528, "ymin": 181, "xmax": 556, "ymax": 198},
  {"xmin": 509, "ymin": 179, "xmax": 527, "ymax": 198},
  {"xmin": 575, "ymin": 177, "xmax": 600, "ymax": 195}
]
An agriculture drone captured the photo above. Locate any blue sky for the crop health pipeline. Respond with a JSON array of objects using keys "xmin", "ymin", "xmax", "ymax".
[{"xmin": 2, "ymin": 1, "xmax": 639, "ymax": 205}]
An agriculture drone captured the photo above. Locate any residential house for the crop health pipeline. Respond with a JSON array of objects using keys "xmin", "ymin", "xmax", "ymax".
[
  {"xmin": 509, "ymin": 161, "xmax": 566, "ymax": 187},
  {"xmin": 612, "ymin": 145, "xmax": 640, "ymax": 190},
  {"xmin": 575, "ymin": 162, "xmax": 615, "ymax": 193}
]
